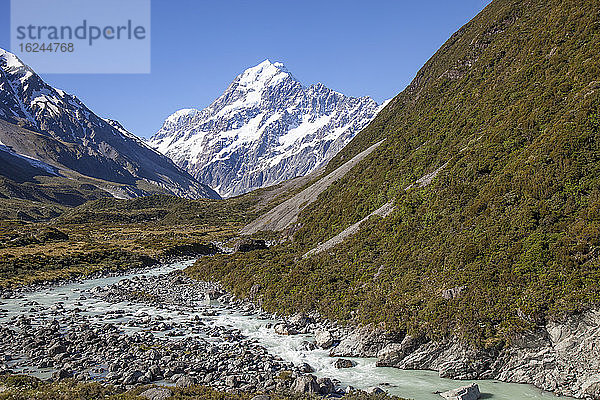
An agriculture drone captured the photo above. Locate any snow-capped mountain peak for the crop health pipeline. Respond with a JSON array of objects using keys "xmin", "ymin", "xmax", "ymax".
[
  {"xmin": 149, "ymin": 60, "xmax": 385, "ymax": 198},
  {"xmin": 0, "ymin": 48, "xmax": 26, "ymax": 71},
  {"xmin": 236, "ymin": 59, "xmax": 293, "ymax": 89}
]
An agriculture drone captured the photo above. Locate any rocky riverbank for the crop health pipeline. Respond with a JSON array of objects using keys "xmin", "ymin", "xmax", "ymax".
[
  {"xmin": 1, "ymin": 261, "xmax": 593, "ymax": 400},
  {"xmin": 0, "ymin": 270, "xmax": 353, "ymax": 396},
  {"xmin": 312, "ymin": 316, "xmax": 600, "ymax": 399}
]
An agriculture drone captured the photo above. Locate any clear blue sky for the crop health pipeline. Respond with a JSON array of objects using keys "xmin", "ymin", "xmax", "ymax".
[{"xmin": 0, "ymin": 0, "xmax": 492, "ymax": 138}]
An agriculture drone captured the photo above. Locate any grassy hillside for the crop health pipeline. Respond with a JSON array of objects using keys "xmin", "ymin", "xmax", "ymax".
[
  {"xmin": 0, "ymin": 173, "xmax": 315, "ymax": 287},
  {"xmin": 189, "ymin": 0, "xmax": 600, "ymax": 346}
]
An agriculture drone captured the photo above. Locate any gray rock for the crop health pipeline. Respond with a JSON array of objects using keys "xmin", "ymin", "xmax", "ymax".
[
  {"xmin": 123, "ymin": 370, "xmax": 144, "ymax": 385},
  {"xmin": 251, "ymin": 396, "xmax": 271, "ymax": 400},
  {"xmin": 175, "ymin": 375, "xmax": 195, "ymax": 388},
  {"xmin": 140, "ymin": 387, "xmax": 173, "ymax": 400},
  {"xmin": 288, "ymin": 313, "xmax": 311, "ymax": 328},
  {"xmin": 52, "ymin": 368, "xmax": 72, "ymax": 381},
  {"xmin": 48, "ymin": 343, "xmax": 67, "ymax": 356},
  {"xmin": 584, "ymin": 381, "xmax": 600, "ymax": 398},
  {"xmin": 439, "ymin": 383, "xmax": 481, "ymax": 400},
  {"xmin": 314, "ymin": 330, "xmax": 333, "ymax": 349},
  {"xmin": 298, "ymin": 341, "xmax": 316, "ymax": 351},
  {"xmin": 317, "ymin": 377, "xmax": 335, "ymax": 394},
  {"xmin": 441, "ymin": 286, "xmax": 467, "ymax": 300},
  {"xmin": 293, "ymin": 374, "xmax": 319, "ymax": 394},
  {"xmin": 334, "ymin": 358, "xmax": 356, "ymax": 369},
  {"xmin": 299, "ymin": 362, "xmax": 314, "ymax": 373},
  {"xmin": 274, "ymin": 323, "xmax": 297, "ymax": 336},
  {"xmin": 225, "ymin": 375, "xmax": 239, "ymax": 388},
  {"xmin": 376, "ymin": 335, "xmax": 428, "ymax": 367},
  {"xmin": 367, "ymin": 387, "xmax": 384, "ymax": 394},
  {"xmin": 331, "ymin": 324, "xmax": 402, "ymax": 358}
]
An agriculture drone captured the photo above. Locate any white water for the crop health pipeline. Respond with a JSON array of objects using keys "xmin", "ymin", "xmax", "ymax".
[{"xmin": 0, "ymin": 260, "xmax": 574, "ymax": 400}]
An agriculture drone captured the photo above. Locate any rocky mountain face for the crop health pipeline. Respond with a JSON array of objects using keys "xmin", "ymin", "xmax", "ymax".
[
  {"xmin": 0, "ymin": 48, "xmax": 220, "ymax": 201},
  {"xmin": 149, "ymin": 60, "xmax": 383, "ymax": 198}
]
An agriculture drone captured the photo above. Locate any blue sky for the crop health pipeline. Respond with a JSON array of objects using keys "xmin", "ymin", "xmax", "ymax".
[{"xmin": 0, "ymin": 0, "xmax": 492, "ymax": 138}]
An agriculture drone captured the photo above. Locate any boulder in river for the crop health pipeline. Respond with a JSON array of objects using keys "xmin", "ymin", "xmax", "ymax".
[
  {"xmin": 334, "ymin": 358, "xmax": 356, "ymax": 369},
  {"xmin": 439, "ymin": 383, "xmax": 481, "ymax": 400},
  {"xmin": 299, "ymin": 341, "xmax": 316, "ymax": 351},
  {"xmin": 274, "ymin": 323, "xmax": 297, "ymax": 335},
  {"xmin": 315, "ymin": 330, "xmax": 333, "ymax": 349},
  {"xmin": 299, "ymin": 362, "xmax": 314, "ymax": 373},
  {"xmin": 317, "ymin": 377, "xmax": 335, "ymax": 394}
]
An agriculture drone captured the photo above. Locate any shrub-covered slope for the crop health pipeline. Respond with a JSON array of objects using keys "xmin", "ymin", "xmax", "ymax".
[{"xmin": 189, "ymin": 0, "xmax": 600, "ymax": 346}]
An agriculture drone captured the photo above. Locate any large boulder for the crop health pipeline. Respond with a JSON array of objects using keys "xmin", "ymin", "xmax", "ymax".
[
  {"xmin": 315, "ymin": 330, "xmax": 333, "ymax": 349},
  {"xmin": 274, "ymin": 323, "xmax": 297, "ymax": 335},
  {"xmin": 317, "ymin": 377, "xmax": 335, "ymax": 394},
  {"xmin": 334, "ymin": 358, "xmax": 356, "ymax": 369},
  {"xmin": 439, "ymin": 383, "xmax": 481, "ymax": 400},
  {"xmin": 288, "ymin": 313, "xmax": 312, "ymax": 329},
  {"xmin": 292, "ymin": 374, "xmax": 319, "ymax": 394},
  {"xmin": 48, "ymin": 343, "xmax": 67, "ymax": 356},
  {"xmin": 175, "ymin": 375, "xmax": 195, "ymax": 388},
  {"xmin": 299, "ymin": 362, "xmax": 314, "ymax": 373},
  {"xmin": 52, "ymin": 368, "xmax": 72, "ymax": 381}
]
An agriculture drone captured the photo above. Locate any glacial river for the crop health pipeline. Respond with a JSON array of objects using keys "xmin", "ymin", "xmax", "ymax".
[{"xmin": 0, "ymin": 260, "xmax": 573, "ymax": 400}]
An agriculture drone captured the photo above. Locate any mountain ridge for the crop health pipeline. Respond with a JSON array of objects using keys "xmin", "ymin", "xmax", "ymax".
[{"xmin": 0, "ymin": 48, "xmax": 220, "ymax": 202}]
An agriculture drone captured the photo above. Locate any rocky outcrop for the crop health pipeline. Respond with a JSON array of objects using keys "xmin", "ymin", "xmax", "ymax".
[
  {"xmin": 330, "ymin": 324, "xmax": 402, "ymax": 358},
  {"xmin": 292, "ymin": 375, "xmax": 319, "ymax": 394},
  {"xmin": 369, "ymin": 310, "xmax": 600, "ymax": 399},
  {"xmin": 233, "ymin": 238, "xmax": 268, "ymax": 253},
  {"xmin": 274, "ymin": 323, "xmax": 297, "ymax": 336}
]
